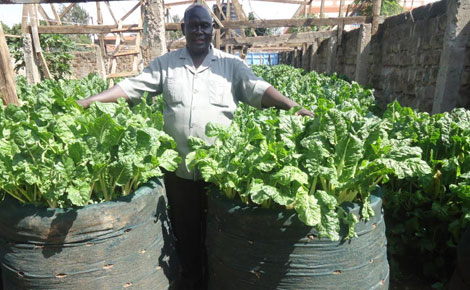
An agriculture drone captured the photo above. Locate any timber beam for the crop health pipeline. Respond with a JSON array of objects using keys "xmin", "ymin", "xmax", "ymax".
[
  {"xmin": 223, "ymin": 31, "xmax": 335, "ymax": 46},
  {"xmin": 168, "ymin": 31, "xmax": 335, "ymax": 49},
  {"xmin": 37, "ymin": 24, "xmax": 141, "ymax": 34},
  {"xmin": 2, "ymin": 0, "xmax": 130, "ymax": 3},
  {"xmin": 166, "ymin": 16, "xmax": 370, "ymax": 31}
]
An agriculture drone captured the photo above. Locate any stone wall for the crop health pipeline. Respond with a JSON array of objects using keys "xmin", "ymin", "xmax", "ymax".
[
  {"xmin": 280, "ymin": 0, "xmax": 469, "ymax": 113},
  {"xmin": 70, "ymin": 51, "xmax": 134, "ymax": 79},
  {"xmin": 370, "ymin": 1, "xmax": 447, "ymax": 111}
]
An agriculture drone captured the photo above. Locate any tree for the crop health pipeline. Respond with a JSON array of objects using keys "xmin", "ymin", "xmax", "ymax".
[
  {"xmin": 245, "ymin": 12, "xmax": 274, "ymax": 37},
  {"xmin": 59, "ymin": 4, "xmax": 92, "ymax": 46},
  {"xmin": 4, "ymin": 22, "xmax": 75, "ymax": 80},
  {"xmin": 352, "ymin": 0, "xmax": 404, "ymax": 17},
  {"xmin": 3, "ymin": 23, "xmax": 25, "ymax": 73},
  {"xmin": 168, "ymin": 15, "xmax": 183, "ymax": 41},
  {"xmin": 60, "ymin": 4, "xmax": 90, "ymax": 25}
]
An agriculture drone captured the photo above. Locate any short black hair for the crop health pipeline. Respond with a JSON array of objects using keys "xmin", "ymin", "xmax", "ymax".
[{"xmin": 183, "ymin": 4, "xmax": 212, "ymax": 23}]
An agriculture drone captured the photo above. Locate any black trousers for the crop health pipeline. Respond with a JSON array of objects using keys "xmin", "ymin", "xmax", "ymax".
[{"xmin": 164, "ymin": 173, "xmax": 208, "ymax": 290}]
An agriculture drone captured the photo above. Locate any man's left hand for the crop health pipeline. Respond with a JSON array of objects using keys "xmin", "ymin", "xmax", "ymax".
[{"xmin": 295, "ymin": 108, "xmax": 315, "ymax": 117}]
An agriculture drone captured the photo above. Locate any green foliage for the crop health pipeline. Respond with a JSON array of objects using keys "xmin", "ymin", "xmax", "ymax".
[
  {"xmin": 60, "ymin": 3, "xmax": 90, "ymax": 25},
  {"xmin": 168, "ymin": 15, "xmax": 184, "ymax": 41},
  {"xmin": 41, "ymin": 34, "xmax": 76, "ymax": 79},
  {"xmin": 6, "ymin": 24, "xmax": 76, "ymax": 80},
  {"xmin": 381, "ymin": 102, "xmax": 470, "ymax": 281},
  {"xmin": 3, "ymin": 23, "xmax": 24, "ymax": 71},
  {"xmin": 187, "ymin": 65, "xmax": 430, "ymax": 241},
  {"xmin": 287, "ymin": 14, "xmax": 320, "ymax": 34},
  {"xmin": 245, "ymin": 12, "xmax": 274, "ymax": 37},
  {"xmin": 58, "ymin": 4, "xmax": 92, "ymax": 50},
  {"xmin": 352, "ymin": 0, "xmax": 404, "ymax": 17},
  {"xmin": 0, "ymin": 74, "xmax": 180, "ymax": 208}
]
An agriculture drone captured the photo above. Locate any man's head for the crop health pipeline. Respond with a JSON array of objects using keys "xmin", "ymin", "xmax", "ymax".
[{"xmin": 181, "ymin": 4, "xmax": 214, "ymax": 57}]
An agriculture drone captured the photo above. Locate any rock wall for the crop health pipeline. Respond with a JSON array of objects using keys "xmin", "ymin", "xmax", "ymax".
[
  {"xmin": 69, "ymin": 51, "xmax": 134, "ymax": 79},
  {"xmin": 280, "ymin": 0, "xmax": 469, "ymax": 113}
]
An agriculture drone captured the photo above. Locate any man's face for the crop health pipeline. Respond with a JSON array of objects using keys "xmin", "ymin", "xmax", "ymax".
[{"xmin": 182, "ymin": 7, "xmax": 213, "ymax": 56}]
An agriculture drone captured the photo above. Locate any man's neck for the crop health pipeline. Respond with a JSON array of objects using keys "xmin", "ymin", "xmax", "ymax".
[{"xmin": 188, "ymin": 47, "xmax": 210, "ymax": 69}]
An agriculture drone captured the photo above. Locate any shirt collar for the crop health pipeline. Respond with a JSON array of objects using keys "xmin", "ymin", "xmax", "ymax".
[{"xmin": 180, "ymin": 44, "xmax": 217, "ymax": 74}]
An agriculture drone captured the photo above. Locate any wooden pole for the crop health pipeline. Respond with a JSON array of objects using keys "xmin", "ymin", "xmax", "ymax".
[
  {"xmin": 31, "ymin": 4, "xmax": 52, "ymax": 79},
  {"xmin": 50, "ymin": 3, "xmax": 61, "ymax": 25},
  {"xmin": 22, "ymin": 4, "xmax": 40, "ymax": 84},
  {"xmin": 132, "ymin": 14, "xmax": 144, "ymax": 73},
  {"xmin": 59, "ymin": 3, "xmax": 75, "ymax": 19},
  {"xmin": 37, "ymin": 4, "xmax": 53, "ymax": 25},
  {"xmin": 372, "ymin": 0, "xmax": 382, "ymax": 34},
  {"xmin": 214, "ymin": 5, "xmax": 222, "ymax": 49},
  {"xmin": 0, "ymin": 23, "xmax": 20, "ymax": 106},
  {"xmin": 320, "ymin": 0, "xmax": 326, "ymax": 19},
  {"xmin": 96, "ymin": 2, "xmax": 107, "ymax": 60}
]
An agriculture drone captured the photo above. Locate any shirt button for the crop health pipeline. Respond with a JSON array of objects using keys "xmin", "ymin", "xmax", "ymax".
[{"xmin": 194, "ymin": 89, "xmax": 198, "ymax": 94}]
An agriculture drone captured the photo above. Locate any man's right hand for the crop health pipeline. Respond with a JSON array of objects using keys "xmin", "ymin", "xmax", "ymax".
[
  {"xmin": 77, "ymin": 98, "xmax": 90, "ymax": 109},
  {"xmin": 76, "ymin": 85, "xmax": 130, "ymax": 109}
]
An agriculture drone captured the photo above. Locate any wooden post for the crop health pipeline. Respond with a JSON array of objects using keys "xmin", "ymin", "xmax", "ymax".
[
  {"xmin": 132, "ymin": 15, "xmax": 144, "ymax": 73},
  {"xmin": 95, "ymin": 45, "xmax": 107, "ymax": 80},
  {"xmin": 22, "ymin": 4, "xmax": 40, "ymax": 84},
  {"xmin": 320, "ymin": 0, "xmax": 326, "ymax": 19},
  {"xmin": 109, "ymin": 20, "xmax": 122, "ymax": 87},
  {"xmin": 37, "ymin": 4, "xmax": 53, "ymax": 26},
  {"xmin": 96, "ymin": 2, "xmax": 107, "ymax": 59},
  {"xmin": 214, "ymin": 4, "xmax": 222, "ymax": 49},
  {"xmin": 59, "ymin": 3, "xmax": 75, "ymax": 19},
  {"xmin": 0, "ymin": 23, "xmax": 20, "ymax": 106},
  {"xmin": 231, "ymin": 0, "xmax": 248, "ymax": 37},
  {"xmin": 354, "ymin": 24, "xmax": 371, "ymax": 85},
  {"xmin": 372, "ymin": 0, "xmax": 382, "ymax": 34},
  {"xmin": 31, "ymin": 4, "xmax": 52, "ymax": 79},
  {"xmin": 141, "ymin": 0, "xmax": 167, "ymax": 63},
  {"xmin": 226, "ymin": 0, "xmax": 232, "ymax": 39},
  {"xmin": 50, "ymin": 3, "xmax": 62, "ymax": 25}
]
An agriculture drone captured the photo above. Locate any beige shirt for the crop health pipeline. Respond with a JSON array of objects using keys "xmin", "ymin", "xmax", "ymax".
[{"xmin": 118, "ymin": 46, "xmax": 271, "ymax": 179}]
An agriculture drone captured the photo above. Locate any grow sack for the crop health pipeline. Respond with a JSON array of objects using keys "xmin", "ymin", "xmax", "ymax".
[
  {"xmin": 206, "ymin": 193, "xmax": 389, "ymax": 290},
  {"xmin": 0, "ymin": 178, "xmax": 177, "ymax": 290},
  {"xmin": 448, "ymin": 227, "xmax": 470, "ymax": 290}
]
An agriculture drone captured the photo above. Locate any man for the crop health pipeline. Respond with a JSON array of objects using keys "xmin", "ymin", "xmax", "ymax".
[{"xmin": 78, "ymin": 4, "xmax": 313, "ymax": 289}]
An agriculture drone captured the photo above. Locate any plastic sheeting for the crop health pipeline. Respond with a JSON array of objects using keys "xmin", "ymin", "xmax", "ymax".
[
  {"xmin": 206, "ymin": 193, "xmax": 389, "ymax": 290},
  {"xmin": 0, "ymin": 178, "xmax": 177, "ymax": 290}
]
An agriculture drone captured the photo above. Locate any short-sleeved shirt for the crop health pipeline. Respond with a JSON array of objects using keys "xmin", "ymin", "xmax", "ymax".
[{"xmin": 118, "ymin": 45, "xmax": 271, "ymax": 180}]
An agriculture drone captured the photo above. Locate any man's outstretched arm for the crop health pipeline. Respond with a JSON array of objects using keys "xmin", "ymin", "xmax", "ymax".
[
  {"xmin": 77, "ymin": 85, "xmax": 129, "ymax": 109},
  {"xmin": 261, "ymin": 86, "xmax": 314, "ymax": 117}
]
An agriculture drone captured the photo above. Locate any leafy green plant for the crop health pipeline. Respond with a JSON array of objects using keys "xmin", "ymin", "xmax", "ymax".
[
  {"xmin": 41, "ymin": 34, "xmax": 76, "ymax": 79},
  {"xmin": 381, "ymin": 101, "xmax": 470, "ymax": 282},
  {"xmin": 352, "ymin": 0, "xmax": 404, "ymax": 17},
  {"xmin": 186, "ymin": 66, "xmax": 430, "ymax": 240},
  {"xmin": 0, "ymin": 74, "xmax": 180, "ymax": 208},
  {"xmin": 4, "ymin": 22, "xmax": 76, "ymax": 80}
]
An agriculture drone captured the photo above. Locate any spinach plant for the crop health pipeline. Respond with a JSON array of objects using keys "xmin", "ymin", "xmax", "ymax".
[{"xmin": 0, "ymin": 74, "xmax": 180, "ymax": 208}]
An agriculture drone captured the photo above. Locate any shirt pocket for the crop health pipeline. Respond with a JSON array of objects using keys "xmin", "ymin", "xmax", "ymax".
[
  {"xmin": 209, "ymin": 79, "xmax": 231, "ymax": 107},
  {"xmin": 164, "ymin": 77, "xmax": 184, "ymax": 105}
]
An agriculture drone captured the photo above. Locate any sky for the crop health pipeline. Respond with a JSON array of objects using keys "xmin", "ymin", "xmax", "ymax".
[{"xmin": 0, "ymin": 1, "xmax": 299, "ymax": 28}]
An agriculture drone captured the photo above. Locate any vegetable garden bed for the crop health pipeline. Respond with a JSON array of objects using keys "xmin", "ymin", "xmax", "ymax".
[
  {"xmin": 1, "ymin": 65, "xmax": 468, "ymax": 289},
  {"xmin": 0, "ymin": 75, "xmax": 180, "ymax": 289}
]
